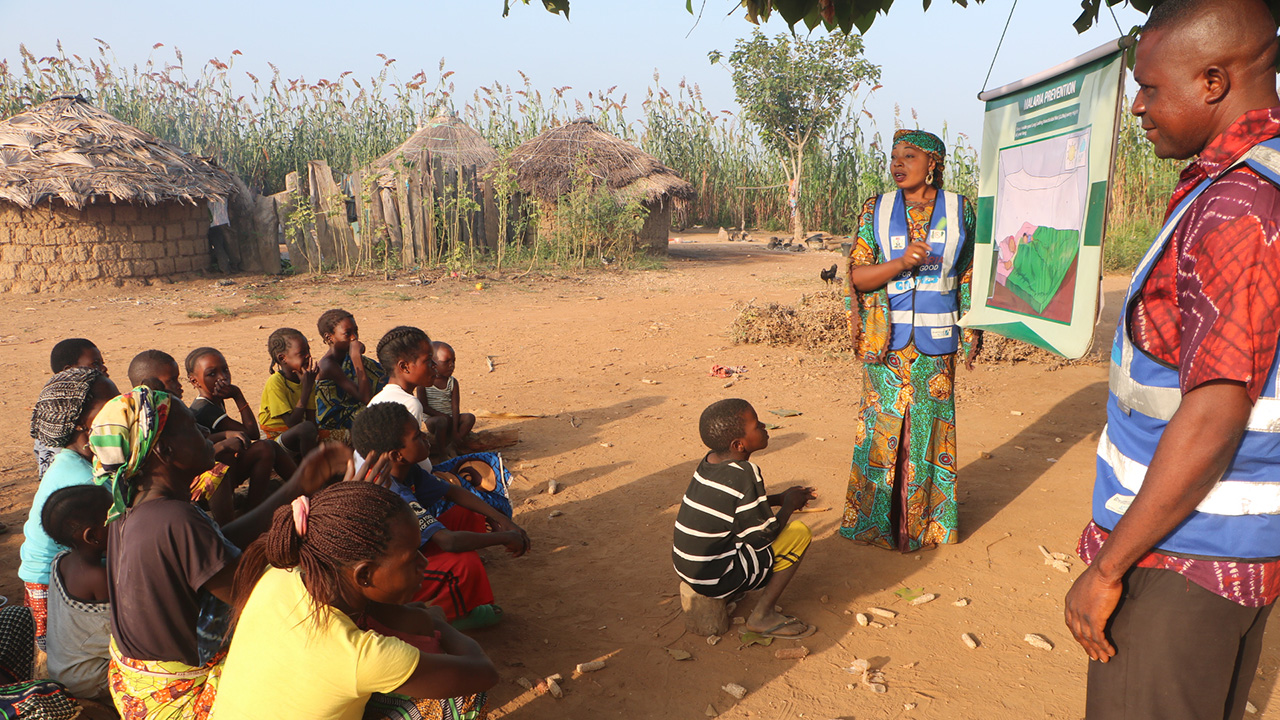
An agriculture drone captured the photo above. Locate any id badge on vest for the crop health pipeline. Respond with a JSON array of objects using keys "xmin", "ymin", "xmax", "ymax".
[
  {"xmin": 890, "ymin": 275, "xmax": 915, "ymax": 294},
  {"xmin": 890, "ymin": 235, "xmax": 907, "ymax": 252}
]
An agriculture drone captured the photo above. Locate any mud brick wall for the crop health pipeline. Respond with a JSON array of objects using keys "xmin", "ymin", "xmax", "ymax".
[{"xmin": 0, "ymin": 199, "xmax": 211, "ymax": 293}]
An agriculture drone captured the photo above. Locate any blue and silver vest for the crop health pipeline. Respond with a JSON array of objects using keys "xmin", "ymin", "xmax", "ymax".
[
  {"xmin": 873, "ymin": 189, "xmax": 967, "ymax": 355},
  {"xmin": 1092, "ymin": 137, "xmax": 1280, "ymax": 560}
]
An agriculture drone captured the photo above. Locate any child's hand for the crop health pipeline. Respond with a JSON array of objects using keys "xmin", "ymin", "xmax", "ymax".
[
  {"xmin": 781, "ymin": 486, "xmax": 817, "ymax": 511},
  {"xmin": 212, "ymin": 433, "xmax": 247, "ymax": 463},
  {"xmin": 501, "ymin": 529, "xmax": 531, "ymax": 558},
  {"xmin": 225, "ymin": 383, "xmax": 247, "ymax": 403},
  {"xmin": 295, "ymin": 442, "xmax": 354, "ymax": 494},
  {"xmin": 346, "ymin": 451, "xmax": 393, "ymax": 488},
  {"xmin": 301, "ymin": 359, "xmax": 320, "ymax": 385},
  {"xmin": 350, "ymin": 339, "xmax": 366, "ymax": 359}
]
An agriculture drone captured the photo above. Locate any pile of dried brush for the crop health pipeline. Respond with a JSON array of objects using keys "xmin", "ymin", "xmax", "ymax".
[
  {"xmin": 729, "ymin": 291, "xmax": 851, "ymax": 354},
  {"xmin": 729, "ymin": 290, "xmax": 1105, "ymax": 367}
]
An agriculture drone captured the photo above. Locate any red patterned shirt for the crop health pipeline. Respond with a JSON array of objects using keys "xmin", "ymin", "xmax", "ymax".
[{"xmin": 1080, "ymin": 107, "xmax": 1280, "ymax": 606}]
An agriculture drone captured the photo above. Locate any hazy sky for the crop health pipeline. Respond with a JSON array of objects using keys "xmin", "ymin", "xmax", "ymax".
[{"xmin": 0, "ymin": 0, "xmax": 1146, "ymax": 146}]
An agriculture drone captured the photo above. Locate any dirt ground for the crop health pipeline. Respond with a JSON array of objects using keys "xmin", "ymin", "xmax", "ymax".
[{"xmin": 2, "ymin": 232, "xmax": 1278, "ymax": 719}]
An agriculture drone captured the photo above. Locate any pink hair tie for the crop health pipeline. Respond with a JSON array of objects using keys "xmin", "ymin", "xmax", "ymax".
[{"xmin": 291, "ymin": 496, "xmax": 310, "ymax": 536}]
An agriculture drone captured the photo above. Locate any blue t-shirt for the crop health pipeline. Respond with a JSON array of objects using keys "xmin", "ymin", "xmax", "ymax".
[
  {"xmin": 20, "ymin": 449, "xmax": 94, "ymax": 585},
  {"xmin": 389, "ymin": 464, "xmax": 453, "ymax": 547}
]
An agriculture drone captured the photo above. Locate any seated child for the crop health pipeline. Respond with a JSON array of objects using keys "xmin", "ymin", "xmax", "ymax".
[
  {"xmin": 42, "ymin": 484, "xmax": 112, "ymax": 702},
  {"xmin": 33, "ymin": 338, "xmax": 109, "ymax": 479},
  {"xmin": 257, "ymin": 328, "xmax": 320, "ymax": 459},
  {"xmin": 20, "ymin": 368, "xmax": 118, "ymax": 650},
  {"xmin": 315, "ymin": 309, "xmax": 386, "ymax": 444},
  {"xmin": 416, "ymin": 341, "xmax": 477, "ymax": 454},
  {"xmin": 211, "ymin": 481, "xmax": 499, "ymax": 720},
  {"xmin": 186, "ymin": 347, "xmax": 299, "ymax": 519},
  {"xmin": 672, "ymin": 398, "xmax": 817, "ymax": 639},
  {"xmin": 128, "ymin": 349, "xmax": 185, "ymax": 399},
  {"xmin": 91, "ymin": 387, "xmax": 360, "ymax": 718},
  {"xmin": 368, "ymin": 326, "xmax": 436, "ymax": 472},
  {"xmin": 352, "ymin": 402, "xmax": 530, "ymax": 630}
]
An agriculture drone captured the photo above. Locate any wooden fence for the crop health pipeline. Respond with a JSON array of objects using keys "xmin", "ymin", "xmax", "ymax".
[{"xmin": 270, "ymin": 151, "xmax": 523, "ymax": 273}]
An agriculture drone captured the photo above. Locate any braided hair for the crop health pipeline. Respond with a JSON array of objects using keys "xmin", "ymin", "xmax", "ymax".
[
  {"xmin": 266, "ymin": 328, "xmax": 307, "ymax": 374},
  {"xmin": 30, "ymin": 367, "xmax": 107, "ymax": 447},
  {"xmin": 376, "ymin": 326, "xmax": 431, "ymax": 372},
  {"xmin": 230, "ymin": 482, "xmax": 411, "ymax": 629},
  {"xmin": 184, "ymin": 347, "xmax": 222, "ymax": 375},
  {"xmin": 317, "ymin": 309, "xmax": 354, "ymax": 344}
]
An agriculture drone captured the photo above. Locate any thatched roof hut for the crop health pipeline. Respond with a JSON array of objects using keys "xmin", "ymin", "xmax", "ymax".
[
  {"xmin": 0, "ymin": 94, "xmax": 234, "ymax": 209},
  {"xmin": 506, "ymin": 118, "xmax": 695, "ymax": 251},
  {"xmin": 507, "ymin": 118, "xmax": 694, "ymax": 206},
  {"xmin": 373, "ymin": 113, "xmax": 498, "ymax": 173},
  {"xmin": 0, "ymin": 95, "xmax": 236, "ymax": 292}
]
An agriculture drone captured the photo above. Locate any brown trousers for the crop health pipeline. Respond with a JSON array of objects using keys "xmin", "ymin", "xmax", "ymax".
[{"xmin": 1086, "ymin": 567, "xmax": 1273, "ymax": 720}]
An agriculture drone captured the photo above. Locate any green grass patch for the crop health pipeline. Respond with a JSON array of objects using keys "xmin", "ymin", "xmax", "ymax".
[
  {"xmin": 249, "ymin": 289, "xmax": 286, "ymax": 301},
  {"xmin": 385, "ymin": 292, "xmax": 413, "ymax": 302},
  {"xmin": 1103, "ymin": 217, "xmax": 1159, "ymax": 273},
  {"xmin": 214, "ymin": 306, "xmax": 238, "ymax": 317},
  {"xmin": 187, "ymin": 310, "xmax": 212, "ymax": 319}
]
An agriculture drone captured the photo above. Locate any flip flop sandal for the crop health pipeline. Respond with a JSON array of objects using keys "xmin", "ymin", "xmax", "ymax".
[
  {"xmin": 753, "ymin": 617, "xmax": 816, "ymax": 640},
  {"xmin": 451, "ymin": 603, "xmax": 503, "ymax": 631}
]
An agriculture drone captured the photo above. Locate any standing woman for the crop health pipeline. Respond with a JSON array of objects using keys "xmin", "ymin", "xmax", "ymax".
[{"xmin": 839, "ymin": 129, "xmax": 981, "ymax": 552}]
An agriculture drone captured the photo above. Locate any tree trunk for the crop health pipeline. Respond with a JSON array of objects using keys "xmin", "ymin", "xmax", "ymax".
[{"xmin": 790, "ymin": 146, "xmax": 805, "ymax": 242}]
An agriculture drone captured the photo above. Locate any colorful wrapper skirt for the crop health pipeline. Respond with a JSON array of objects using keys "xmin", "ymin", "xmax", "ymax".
[{"xmin": 107, "ymin": 639, "xmax": 222, "ymax": 720}]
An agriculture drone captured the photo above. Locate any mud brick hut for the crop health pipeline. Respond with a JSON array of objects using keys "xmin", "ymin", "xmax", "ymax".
[
  {"xmin": 506, "ymin": 118, "xmax": 695, "ymax": 252},
  {"xmin": 372, "ymin": 112, "xmax": 498, "ymax": 176},
  {"xmin": 0, "ymin": 95, "xmax": 235, "ymax": 292}
]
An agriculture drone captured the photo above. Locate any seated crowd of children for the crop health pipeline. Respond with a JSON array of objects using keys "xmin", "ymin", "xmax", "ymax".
[
  {"xmin": 9, "ymin": 319, "xmax": 817, "ymax": 720},
  {"xmin": 10, "ymin": 315, "xmax": 522, "ymax": 720}
]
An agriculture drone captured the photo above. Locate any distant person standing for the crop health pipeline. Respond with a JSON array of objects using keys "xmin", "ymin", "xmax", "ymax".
[
  {"xmin": 1063, "ymin": 1, "xmax": 1280, "ymax": 718},
  {"xmin": 207, "ymin": 197, "xmax": 236, "ymax": 273},
  {"xmin": 838, "ymin": 129, "xmax": 981, "ymax": 552}
]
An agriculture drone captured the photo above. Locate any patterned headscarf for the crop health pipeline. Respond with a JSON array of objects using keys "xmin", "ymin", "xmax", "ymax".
[
  {"xmin": 893, "ymin": 129, "xmax": 946, "ymax": 161},
  {"xmin": 29, "ymin": 367, "xmax": 106, "ymax": 448},
  {"xmin": 90, "ymin": 387, "xmax": 171, "ymax": 522}
]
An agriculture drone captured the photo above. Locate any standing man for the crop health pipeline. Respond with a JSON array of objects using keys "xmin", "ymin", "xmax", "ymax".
[{"xmin": 1064, "ymin": 1, "xmax": 1280, "ymax": 719}]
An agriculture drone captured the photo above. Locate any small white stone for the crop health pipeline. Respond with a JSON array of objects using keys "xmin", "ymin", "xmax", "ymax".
[
  {"xmin": 962, "ymin": 633, "xmax": 979, "ymax": 649},
  {"xmin": 855, "ymin": 613, "xmax": 869, "ymax": 626},
  {"xmin": 953, "ymin": 598, "xmax": 970, "ymax": 607},
  {"xmin": 1024, "ymin": 634, "xmax": 1054, "ymax": 651},
  {"xmin": 869, "ymin": 607, "xmax": 897, "ymax": 619},
  {"xmin": 722, "ymin": 683, "xmax": 747, "ymax": 700},
  {"xmin": 910, "ymin": 593, "xmax": 937, "ymax": 606}
]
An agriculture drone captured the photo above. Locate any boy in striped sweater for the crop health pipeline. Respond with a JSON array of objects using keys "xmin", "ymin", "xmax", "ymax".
[{"xmin": 673, "ymin": 398, "xmax": 817, "ymax": 639}]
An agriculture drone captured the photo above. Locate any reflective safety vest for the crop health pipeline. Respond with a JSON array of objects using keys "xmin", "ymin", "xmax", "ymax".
[
  {"xmin": 873, "ymin": 189, "xmax": 967, "ymax": 355},
  {"xmin": 1092, "ymin": 137, "xmax": 1280, "ymax": 560}
]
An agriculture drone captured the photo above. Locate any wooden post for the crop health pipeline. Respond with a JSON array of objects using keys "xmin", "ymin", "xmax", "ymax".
[
  {"xmin": 410, "ymin": 150, "xmax": 429, "ymax": 266},
  {"xmin": 482, "ymin": 176, "xmax": 498, "ymax": 253},
  {"xmin": 679, "ymin": 582, "xmax": 729, "ymax": 636},
  {"xmin": 309, "ymin": 160, "xmax": 357, "ymax": 271},
  {"xmin": 281, "ymin": 171, "xmax": 313, "ymax": 273},
  {"xmin": 350, "ymin": 168, "xmax": 367, "ymax": 266},
  {"xmin": 424, "ymin": 155, "xmax": 437, "ymax": 266},
  {"xmin": 393, "ymin": 161, "xmax": 413, "ymax": 267}
]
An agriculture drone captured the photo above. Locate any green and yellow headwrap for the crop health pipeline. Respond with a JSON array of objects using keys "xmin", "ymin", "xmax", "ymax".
[
  {"xmin": 90, "ymin": 387, "xmax": 172, "ymax": 522},
  {"xmin": 892, "ymin": 129, "xmax": 946, "ymax": 161}
]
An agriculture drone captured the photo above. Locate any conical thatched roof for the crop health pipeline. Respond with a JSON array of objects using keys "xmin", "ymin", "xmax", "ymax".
[
  {"xmin": 507, "ymin": 118, "xmax": 695, "ymax": 206},
  {"xmin": 0, "ymin": 95, "xmax": 235, "ymax": 210},
  {"xmin": 373, "ymin": 114, "xmax": 498, "ymax": 172}
]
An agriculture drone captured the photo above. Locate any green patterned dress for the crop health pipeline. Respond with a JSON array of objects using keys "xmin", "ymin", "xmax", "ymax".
[{"xmin": 839, "ymin": 194, "xmax": 978, "ymax": 552}]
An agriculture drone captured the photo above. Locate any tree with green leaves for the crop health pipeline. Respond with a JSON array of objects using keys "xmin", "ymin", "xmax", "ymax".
[
  {"xmin": 506, "ymin": 0, "xmax": 1278, "ymax": 36},
  {"xmin": 718, "ymin": 31, "xmax": 880, "ymax": 240}
]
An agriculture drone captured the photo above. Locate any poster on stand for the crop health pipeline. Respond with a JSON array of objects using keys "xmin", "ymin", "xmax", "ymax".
[{"xmin": 959, "ymin": 38, "xmax": 1130, "ymax": 359}]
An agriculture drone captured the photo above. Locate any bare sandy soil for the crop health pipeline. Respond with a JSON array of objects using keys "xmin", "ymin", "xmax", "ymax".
[{"xmin": 2, "ymin": 233, "xmax": 1278, "ymax": 719}]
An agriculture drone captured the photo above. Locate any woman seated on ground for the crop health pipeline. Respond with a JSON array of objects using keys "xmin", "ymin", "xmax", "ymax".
[
  {"xmin": 210, "ymin": 481, "xmax": 498, "ymax": 720},
  {"xmin": 91, "ymin": 387, "xmax": 360, "ymax": 719}
]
